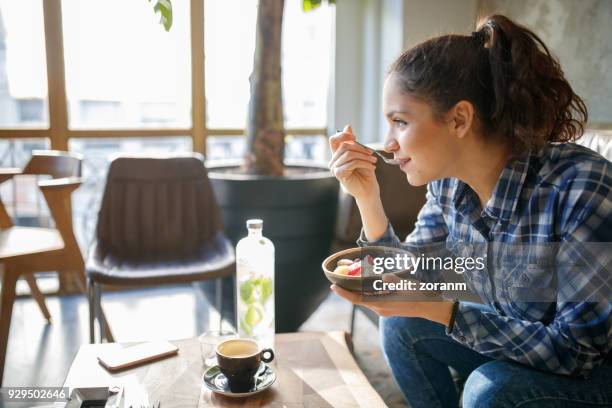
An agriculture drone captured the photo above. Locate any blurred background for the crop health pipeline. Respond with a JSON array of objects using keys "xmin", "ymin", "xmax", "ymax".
[{"xmin": 1, "ymin": 0, "xmax": 610, "ymax": 399}]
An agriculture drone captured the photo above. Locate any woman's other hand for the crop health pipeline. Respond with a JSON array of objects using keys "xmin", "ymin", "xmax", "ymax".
[
  {"xmin": 329, "ymin": 125, "xmax": 380, "ymax": 201},
  {"xmin": 330, "ymin": 275, "xmax": 454, "ymax": 327}
]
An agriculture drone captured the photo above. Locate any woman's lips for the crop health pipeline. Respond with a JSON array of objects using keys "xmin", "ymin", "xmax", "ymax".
[{"xmin": 397, "ymin": 158, "xmax": 411, "ymax": 169}]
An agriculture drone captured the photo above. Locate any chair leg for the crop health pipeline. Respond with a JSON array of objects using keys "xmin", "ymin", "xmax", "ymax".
[
  {"xmin": 93, "ymin": 282, "xmax": 105, "ymax": 342},
  {"xmin": 88, "ymin": 278, "xmax": 96, "ymax": 343},
  {"xmin": 80, "ymin": 271, "xmax": 113, "ymax": 343},
  {"xmin": 92, "ymin": 283, "xmax": 115, "ymax": 343},
  {"xmin": 349, "ymin": 304, "xmax": 357, "ymax": 338},
  {"xmin": 216, "ymin": 278, "xmax": 223, "ymax": 331},
  {"xmin": 24, "ymin": 273, "xmax": 51, "ymax": 322},
  {"xmin": 100, "ymin": 307, "xmax": 114, "ymax": 343},
  {"xmin": 0, "ymin": 267, "xmax": 18, "ymax": 387}
]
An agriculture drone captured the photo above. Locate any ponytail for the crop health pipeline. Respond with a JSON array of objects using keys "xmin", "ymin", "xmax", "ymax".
[{"xmin": 389, "ymin": 14, "xmax": 587, "ymax": 155}]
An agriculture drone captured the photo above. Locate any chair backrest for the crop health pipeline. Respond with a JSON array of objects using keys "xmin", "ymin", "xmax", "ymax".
[
  {"xmin": 0, "ymin": 150, "xmax": 83, "ymax": 257},
  {"xmin": 22, "ymin": 150, "xmax": 82, "ymax": 178},
  {"xmin": 96, "ymin": 154, "xmax": 224, "ymax": 257}
]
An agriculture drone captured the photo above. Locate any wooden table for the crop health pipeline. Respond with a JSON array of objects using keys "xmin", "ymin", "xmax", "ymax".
[{"xmin": 63, "ymin": 331, "xmax": 386, "ymax": 407}]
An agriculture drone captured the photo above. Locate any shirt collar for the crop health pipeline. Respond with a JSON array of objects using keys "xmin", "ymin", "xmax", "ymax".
[
  {"xmin": 483, "ymin": 153, "xmax": 531, "ymax": 221},
  {"xmin": 452, "ymin": 153, "xmax": 531, "ymax": 222}
]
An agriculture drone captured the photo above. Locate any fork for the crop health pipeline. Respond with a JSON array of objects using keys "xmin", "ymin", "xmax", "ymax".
[{"xmin": 336, "ymin": 130, "xmax": 400, "ymax": 165}]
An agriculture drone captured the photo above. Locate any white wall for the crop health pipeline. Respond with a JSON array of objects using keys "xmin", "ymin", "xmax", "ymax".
[
  {"xmin": 402, "ymin": 0, "xmax": 478, "ymax": 49},
  {"xmin": 330, "ymin": 0, "xmax": 406, "ymax": 144}
]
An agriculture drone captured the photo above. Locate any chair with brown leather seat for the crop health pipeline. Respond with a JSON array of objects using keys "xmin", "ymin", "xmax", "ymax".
[{"xmin": 87, "ymin": 154, "xmax": 235, "ymax": 343}]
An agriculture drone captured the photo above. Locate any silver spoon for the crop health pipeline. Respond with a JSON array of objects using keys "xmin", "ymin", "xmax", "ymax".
[
  {"xmin": 336, "ymin": 130, "xmax": 400, "ymax": 165},
  {"xmin": 353, "ymin": 141, "xmax": 400, "ymax": 165}
]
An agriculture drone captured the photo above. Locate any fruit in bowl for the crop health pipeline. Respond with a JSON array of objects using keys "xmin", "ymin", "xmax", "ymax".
[
  {"xmin": 322, "ymin": 246, "xmax": 415, "ymax": 292},
  {"xmin": 332, "ymin": 255, "xmax": 373, "ymax": 276}
]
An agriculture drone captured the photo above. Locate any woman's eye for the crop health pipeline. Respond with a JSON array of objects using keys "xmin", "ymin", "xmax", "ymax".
[{"xmin": 393, "ymin": 119, "xmax": 408, "ymax": 128}]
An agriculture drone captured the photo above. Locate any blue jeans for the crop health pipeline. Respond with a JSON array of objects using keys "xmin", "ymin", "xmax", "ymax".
[{"xmin": 380, "ymin": 305, "xmax": 612, "ymax": 408}]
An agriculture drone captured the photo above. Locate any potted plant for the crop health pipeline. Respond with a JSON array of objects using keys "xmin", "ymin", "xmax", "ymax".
[{"xmin": 151, "ymin": 0, "xmax": 338, "ymax": 332}]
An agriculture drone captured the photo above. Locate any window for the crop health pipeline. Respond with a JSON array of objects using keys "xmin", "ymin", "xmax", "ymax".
[
  {"xmin": 285, "ymin": 135, "xmax": 327, "ymax": 162},
  {"xmin": 204, "ymin": 0, "xmax": 332, "ymax": 129},
  {"xmin": 206, "ymin": 136, "xmax": 246, "ymax": 161},
  {"xmin": 0, "ymin": 0, "xmax": 48, "ymax": 127},
  {"xmin": 0, "ymin": 138, "xmax": 51, "ymax": 227},
  {"xmin": 204, "ymin": 0, "xmax": 257, "ymax": 129},
  {"xmin": 206, "ymin": 135, "xmax": 327, "ymax": 162},
  {"xmin": 62, "ymin": 0, "xmax": 192, "ymax": 129},
  {"xmin": 282, "ymin": 0, "xmax": 332, "ymax": 128}
]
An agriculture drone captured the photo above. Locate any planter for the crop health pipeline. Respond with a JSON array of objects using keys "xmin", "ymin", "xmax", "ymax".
[{"xmin": 204, "ymin": 160, "xmax": 339, "ymax": 332}]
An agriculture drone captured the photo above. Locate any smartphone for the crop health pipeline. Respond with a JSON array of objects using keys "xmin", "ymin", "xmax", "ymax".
[{"xmin": 97, "ymin": 341, "xmax": 178, "ymax": 372}]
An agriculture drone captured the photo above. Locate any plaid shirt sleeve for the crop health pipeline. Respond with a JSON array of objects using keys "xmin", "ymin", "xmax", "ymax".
[
  {"xmin": 357, "ymin": 182, "xmax": 449, "ymax": 247},
  {"xmin": 449, "ymin": 160, "xmax": 612, "ymax": 377},
  {"xmin": 357, "ymin": 182, "xmax": 451, "ymax": 282}
]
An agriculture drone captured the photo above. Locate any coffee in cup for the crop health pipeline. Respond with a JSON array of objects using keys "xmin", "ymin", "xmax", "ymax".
[{"xmin": 216, "ymin": 339, "xmax": 274, "ymax": 392}]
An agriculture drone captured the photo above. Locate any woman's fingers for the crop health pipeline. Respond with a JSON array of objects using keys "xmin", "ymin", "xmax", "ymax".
[
  {"xmin": 329, "ymin": 131, "xmax": 355, "ymax": 153},
  {"xmin": 330, "ymin": 285, "xmax": 388, "ymax": 313},
  {"xmin": 330, "ymin": 124, "xmax": 364, "ymax": 154},
  {"xmin": 330, "ymin": 284, "xmax": 363, "ymax": 304},
  {"xmin": 329, "ymin": 142, "xmax": 376, "ymax": 169},
  {"xmin": 338, "ymin": 140, "xmax": 375, "ymax": 157},
  {"xmin": 382, "ymin": 273, "xmax": 402, "ymax": 284},
  {"xmin": 333, "ymin": 159, "xmax": 376, "ymax": 180},
  {"xmin": 329, "ymin": 148, "xmax": 377, "ymax": 171}
]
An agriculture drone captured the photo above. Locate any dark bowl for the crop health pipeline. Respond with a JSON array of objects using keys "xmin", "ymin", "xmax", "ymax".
[{"xmin": 322, "ymin": 246, "xmax": 415, "ymax": 293}]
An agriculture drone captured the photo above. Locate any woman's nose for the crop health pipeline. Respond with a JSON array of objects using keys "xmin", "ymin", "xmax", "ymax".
[{"xmin": 383, "ymin": 137, "xmax": 399, "ymax": 153}]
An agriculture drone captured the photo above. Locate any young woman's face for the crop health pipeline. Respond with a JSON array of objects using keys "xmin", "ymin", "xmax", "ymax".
[{"xmin": 382, "ymin": 73, "xmax": 461, "ymax": 186}]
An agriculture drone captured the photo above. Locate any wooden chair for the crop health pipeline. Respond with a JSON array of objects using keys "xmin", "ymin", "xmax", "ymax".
[{"xmin": 0, "ymin": 150, "xmax": 113, "ymax": 385}]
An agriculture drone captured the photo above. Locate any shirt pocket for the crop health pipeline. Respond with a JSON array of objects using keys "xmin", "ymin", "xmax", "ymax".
[
  {"xmin": 445, "ymin": 231, "xmax": 486, "ymax": 258},
  {"xmin": 503, "ymin": 262, "xmax": 557, "ymax": 305}
]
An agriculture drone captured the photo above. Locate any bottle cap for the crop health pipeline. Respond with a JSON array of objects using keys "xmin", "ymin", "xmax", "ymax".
[{"xmin": 246, "ymin": 219, "xmax": 263, "ymax": 229}]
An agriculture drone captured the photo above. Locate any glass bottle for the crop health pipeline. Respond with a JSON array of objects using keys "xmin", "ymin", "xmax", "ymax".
[{"xmin": 235, "ymin": 219, "xmax": 275, "ymax": 350}]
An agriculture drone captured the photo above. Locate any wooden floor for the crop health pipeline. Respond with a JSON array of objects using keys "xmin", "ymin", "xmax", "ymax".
[{"xmin": 3, "ymin": 284, "xmax": 408, "ymax": 407}]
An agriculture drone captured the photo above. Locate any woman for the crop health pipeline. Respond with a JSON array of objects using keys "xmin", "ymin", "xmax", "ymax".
[{"xmin": 328, "ymin": 14, "xmax": 611, "ymax": 408}]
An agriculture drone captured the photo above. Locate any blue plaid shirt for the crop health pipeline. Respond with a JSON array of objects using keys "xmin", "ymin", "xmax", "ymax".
[{"xmin": 360, "ymin": 143, "xmax": 612, "ymax": 377}]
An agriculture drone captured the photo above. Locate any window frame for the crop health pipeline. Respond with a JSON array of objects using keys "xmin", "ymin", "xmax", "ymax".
[{"xmin": 0, "ymin": 0, "xmax": 327, "ymax": 151}]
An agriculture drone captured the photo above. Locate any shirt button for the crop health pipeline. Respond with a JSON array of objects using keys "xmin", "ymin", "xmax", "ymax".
[{"xmin": 459, "ymin": 336, "xmax": 467, "ymax": 343}]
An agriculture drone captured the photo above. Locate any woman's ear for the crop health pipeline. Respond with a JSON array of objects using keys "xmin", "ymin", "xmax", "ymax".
[{"xmin": 448, "ymin": 100, "xmax": 475, "ymax": 139}]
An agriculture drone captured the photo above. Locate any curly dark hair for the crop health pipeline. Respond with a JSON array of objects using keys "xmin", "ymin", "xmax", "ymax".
[{"xmin": 389, "ymin": 14, "xmax": 588, "ymax": 155}]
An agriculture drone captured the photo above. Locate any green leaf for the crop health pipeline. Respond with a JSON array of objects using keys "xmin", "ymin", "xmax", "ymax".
[
  {"xmin": 150, "ymin": 0, "xmax": 173, "ymax": 31},
  {"xmin": 240, "ymin": 280, "xmax": 256, "ymax": 304},
  {"xmin": 303, "ymin": 0, "xmax": 322, "ymax": 12},
  {"xmin": 260, "ymin": 277, "xmax": 273, "ymax": 304},
  {"xmin": 303, "ymin": 0, "xmax": 335, "ymax": 12},
  {"xmin": 245, "ymin": 304, "xmax": 264, "ymax": 327}
]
